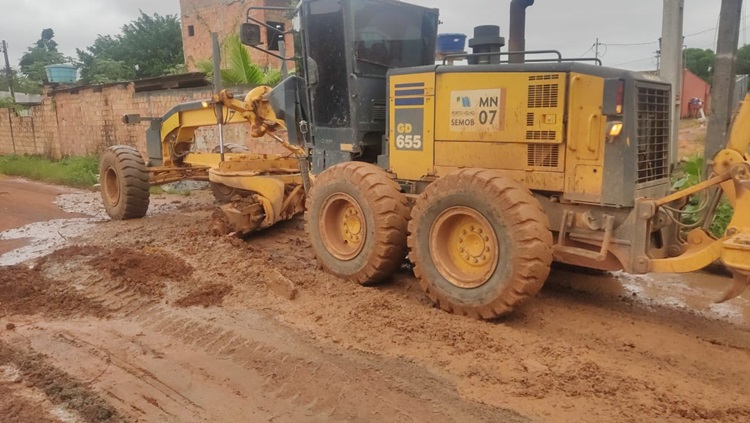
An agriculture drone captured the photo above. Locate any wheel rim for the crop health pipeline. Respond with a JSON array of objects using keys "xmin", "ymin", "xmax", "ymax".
[
  {"xmin": 103, "ymin": 166, "xmax": 120, "ymax": 207},
  {"xmin": 429, "ymin": 206, "xmax": 499, "ymax": 289},
  {"xmin": 319, "ymin": 193, "xmax": 367, "ymax": 261}
]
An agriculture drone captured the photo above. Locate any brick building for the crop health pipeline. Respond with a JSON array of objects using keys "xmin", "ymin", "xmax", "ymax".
[
  {"xmin": 681, "ymin": 68, "xmax": 710, "ymax": 118},
  {"xmin": 180, "ymin": 0, "xmax": 293, "ymax": 71},
  {"xmin": 0, "ymin": 75, "xmax": 287, "ymax": 158}
]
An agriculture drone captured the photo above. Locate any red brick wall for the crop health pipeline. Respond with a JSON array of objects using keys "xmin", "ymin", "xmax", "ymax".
[
  {"xmin": 0, "ymin": 83, "xmax": 287, "ymax": 159},
  {"xmin": 180, "ymin": 0, "xmax": 293, "ymax": 71}
]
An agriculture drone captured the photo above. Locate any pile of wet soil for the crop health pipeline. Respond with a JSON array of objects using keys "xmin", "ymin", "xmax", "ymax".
[
  {"xmin": 0, "ymin": 265, "xmax": 108, "ymax": 318},
  {"xmin": 84, "ymin": 247, "xmax": 194, "ymax": 298},
  {"xmin": 174, "ymin": 283, "xmax": 233, "ymax": 308}
]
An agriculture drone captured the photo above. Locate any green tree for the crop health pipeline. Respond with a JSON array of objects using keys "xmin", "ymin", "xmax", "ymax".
[
  {"xmin": 77, "ymin": 35, "xmax": 135, "ymax": 83},
  {"xmin": 197, "ymin": 34, "xmax": 281, "ymax": 87},
  {"xmin": 18, "ymin": 28, "xmax": 67, "ymax": 84},
  {"xmin": 736, "ymin": 44, "xmax": 750, "ymax": 76},
  {"xmin": 683, "ymin": 48, "xmax": 715, "ymax": 82},
  {"xmin": 0, "ymin": 71, "xmax": 43, "ymax": 94},
  {"xmin": 76, "ymin": 11, "xmax": 184, "ymax": 84}
]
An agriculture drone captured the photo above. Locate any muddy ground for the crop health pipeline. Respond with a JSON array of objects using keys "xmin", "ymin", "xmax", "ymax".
[{"xmin": 1, "ymin": 158, "xmax": 750, "ymax": 422}]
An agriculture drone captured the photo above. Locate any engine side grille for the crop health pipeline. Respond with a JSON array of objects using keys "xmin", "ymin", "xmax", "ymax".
[
  {"xmin": 528, "ymin": 84, "xmax": 559, "ymax": 108},
  {"xmin": 372, "ymin": 100, "xmax": 386, "ymax": 121},
  {"xmin": 527, "ymin": 144, "xmax": 560, "ymax": 168},
  {"xmin": 636, "ymin": 87, "xmax": 670, "ymax": 184},
  {"xmin": 526, "ymin": 130, "xmax": 556, "ymax": 141},
  {"xmin": 526, "ymin": 113, "xmax": 535, "ymax": 126},
  {"xmin": 529, "ymin": 74, "xmax": 559, "ymax": 81}
]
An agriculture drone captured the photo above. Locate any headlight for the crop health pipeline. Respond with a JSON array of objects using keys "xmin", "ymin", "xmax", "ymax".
[{"xmin": 607, "ymin": 121, "xmax": 623, "ymax": 138}]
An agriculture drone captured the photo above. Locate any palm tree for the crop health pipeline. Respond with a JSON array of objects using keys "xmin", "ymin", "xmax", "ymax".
[{"xmin": 197, "ymin": 34, "xmax": 281, "ymax": 87}]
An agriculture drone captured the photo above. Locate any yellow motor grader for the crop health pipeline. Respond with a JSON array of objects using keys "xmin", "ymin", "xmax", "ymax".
[{"xmin": 101, "ymin": 0, "xmax": 750, "ymax": 319}]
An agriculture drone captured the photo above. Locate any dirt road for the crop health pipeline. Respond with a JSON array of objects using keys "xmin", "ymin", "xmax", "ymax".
[
  {"xmin": 1, "ymin": 185, "xmax": 749, "ymax": 423},
  {"xmin": 0, "ymin": 176, "xmax": 88, "ymax": 255}
]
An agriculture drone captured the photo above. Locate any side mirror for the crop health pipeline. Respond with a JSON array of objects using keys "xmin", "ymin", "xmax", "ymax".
[{"xmin": 240, "ymin": 23, "xmax": 262, "ymax": 47}]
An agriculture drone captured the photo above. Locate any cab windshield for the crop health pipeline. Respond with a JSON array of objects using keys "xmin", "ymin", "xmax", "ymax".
[{"xmin": 351, "ymin": 0, "xmax": 438, "ymax": 75}]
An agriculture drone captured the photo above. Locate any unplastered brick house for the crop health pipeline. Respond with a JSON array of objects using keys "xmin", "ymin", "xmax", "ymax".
[{"xmin": 180, "ymin": 0, "xmax": 294, "ymax": 71}]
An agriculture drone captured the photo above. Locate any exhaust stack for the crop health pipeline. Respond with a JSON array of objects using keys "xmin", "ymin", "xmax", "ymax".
[
  {"xmin": 508, "ymin": 0, "xmax": 534, "ymax": 64},
  {"xmin": 468, "ymin": 25, "xmax": 505, "ymax": 65}
]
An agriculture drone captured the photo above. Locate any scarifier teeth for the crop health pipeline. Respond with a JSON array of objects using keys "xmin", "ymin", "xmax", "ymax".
[{"xmin": 715, "ymin": 271, "xmax": 750, "ymax": 303}]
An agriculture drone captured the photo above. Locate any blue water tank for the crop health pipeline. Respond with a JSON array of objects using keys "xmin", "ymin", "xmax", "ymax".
[
  {"xmin": 45, "ymin": 64, "xmax": 78, "ymax": 83},
  {"xmin": 437, "ymin": 33, "xmax": 467, "ymax": 54}
]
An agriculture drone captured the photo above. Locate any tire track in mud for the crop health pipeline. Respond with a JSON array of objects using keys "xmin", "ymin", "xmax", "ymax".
[{"xmin": 57, "ymin": 259, "xmax": 529, "ymax": 423}]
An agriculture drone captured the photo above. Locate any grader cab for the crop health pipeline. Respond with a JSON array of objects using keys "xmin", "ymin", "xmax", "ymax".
[{"xmin": 101, "ymin": 0, "xmax": 750, "ymax": 320}]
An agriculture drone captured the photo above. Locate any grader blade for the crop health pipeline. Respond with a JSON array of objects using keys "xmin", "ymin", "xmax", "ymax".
[{"xmin": 211, "ymin": 196, "xmax": 266, "ymax": 237}]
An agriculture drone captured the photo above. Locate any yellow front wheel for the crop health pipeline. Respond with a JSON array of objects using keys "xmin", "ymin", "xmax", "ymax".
[
  {"xmin": 408, "ymin": 168, "xmax": 553, "ymax": 319},
  {"xmin": 99, "ymin": 146, "xmax": 150, "ymax": 220},
  {"xmin": 306, "ymin": 162, "xmax": 409, "ymax": 285},
  {"xmin": 430, "ymin": 206, "xmax": 500, "ymax": 289}
]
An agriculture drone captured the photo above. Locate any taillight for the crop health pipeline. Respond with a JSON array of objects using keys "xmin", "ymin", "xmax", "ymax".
[{"xmin": 616, "ymin": 80, "xmax": 624, "ymax": 115}]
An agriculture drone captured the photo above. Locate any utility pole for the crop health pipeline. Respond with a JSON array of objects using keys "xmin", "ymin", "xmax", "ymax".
[
  {"xmin": 660, "ymin": 0, "xmax": 684, "ymax": 169},
  {"xmin": 1, "ymin": 40, "xmax": 15, "ymax": 102},
  {"xmin": 706, "ymin": 0, "xmax": 744, "ymax": 162},
  {"xmin": 595, "ymin": 38, "xmax": 599, "ymax": 60}
]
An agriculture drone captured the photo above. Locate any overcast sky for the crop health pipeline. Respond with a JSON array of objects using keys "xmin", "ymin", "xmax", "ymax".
[{"xmin": 0, "ymin": 0, "xmax": 737, "ymax": 72}]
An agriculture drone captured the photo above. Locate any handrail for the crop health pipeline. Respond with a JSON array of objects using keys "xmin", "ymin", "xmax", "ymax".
[
  {"xmin": 442, "ymin": 50, "xmax": 562, "ymax": 64},
  {"xmin": 441, "ymin": 50, "xmax": 602, "ymax": 66}
]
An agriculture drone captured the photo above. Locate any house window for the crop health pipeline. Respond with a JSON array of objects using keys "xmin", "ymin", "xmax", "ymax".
[
  {"xmin": 267, "ymin": 21, "xmax": 284, "ymax": 51},
  {"xmin": 187, "ymin": 25, "xmax": 195, "ymax": 37}
]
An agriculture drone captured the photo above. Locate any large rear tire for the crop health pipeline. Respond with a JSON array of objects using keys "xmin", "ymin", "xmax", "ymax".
[
  {"xmin": 407, "ymin": 168, "xmax": 553, "ymax": 319},
  {"xmin": 99, "ymin": 145, "xmax": 150, "ymax": 220},
  {"xmin": 210, "ymin": 143, "xmax": 250, "ymax": 202},
  {"xmin": 306, "ymin": 162, "xmax": 409, "ymax": 285}
]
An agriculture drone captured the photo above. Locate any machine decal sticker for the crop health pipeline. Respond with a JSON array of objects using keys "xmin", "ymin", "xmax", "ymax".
[
  {"xmin": 394, "ymin": 108, "xmax": 424, "ymax": 151},
  {"xmin": 450, "ymin": 89, "xmax": 505, "ymax": 132}
]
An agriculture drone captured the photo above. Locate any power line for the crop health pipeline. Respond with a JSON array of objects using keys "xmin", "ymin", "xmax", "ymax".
[
  {"xmin": 578, "ymin": 44, "xmax": 595, "ymax": 57},
  {"xmin": 600, "ymin": 19, "xmax": 743, "ymax": 50},
  {"xmin": 602, "ymin": 29, "xmax": 716, "ymax": 48},
  {"xmin": 612, "ymin": 56, "xmax": 656, "ymax": 67},
  {"xmin": 685, "ymin": 27, "xmax": 719, "ymax": 38},
  {"xmin": 605, "ymin": 41, "xmax": 659, "ymax": 47}
]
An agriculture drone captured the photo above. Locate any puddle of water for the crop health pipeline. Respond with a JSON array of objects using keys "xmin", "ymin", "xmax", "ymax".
[
  {"xmin": 0, "ymin": 192, "xmax": 104, "ymax": 266},
  {"xmin": 1, "ymin": 190, "xmax": 210, "ymax": 267},
  {"xmin": 554, "ymin": 267, "xmax": 750, "ymax": 325},
  {"xmin": 0, "ymin": 218, "xmax": 100, "ymax": 266},
  {"xmin": 54, "ymin": 192, "xmax": 109, "ymax": 219}
]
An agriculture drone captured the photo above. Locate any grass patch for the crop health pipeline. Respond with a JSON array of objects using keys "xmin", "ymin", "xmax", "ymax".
[
  {"xmin": 679, "ymin": 119, "xmax": 703, "ymax": 130},
  {"xmin": 149, "ymin": 186, "xmax": 166, "ymax": 195},
  {"xmin": 0, "ymin": 154, "xmax": 99, "ymax": 188},
  {"xmin": 672, "ymin": 155, "xmax": 734, "ymax": 238}
]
